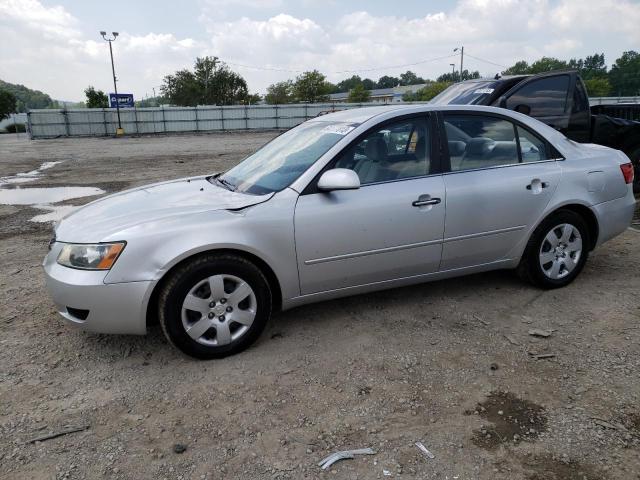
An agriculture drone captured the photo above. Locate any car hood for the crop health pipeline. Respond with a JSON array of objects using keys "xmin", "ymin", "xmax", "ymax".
[{"xmin": 54, "ymin": 175, "xmax": 273, "ymax": 242}]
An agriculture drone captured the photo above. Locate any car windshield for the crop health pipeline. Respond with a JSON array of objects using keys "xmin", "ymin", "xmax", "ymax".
[
  {"xmin": 430, "ymin": 81, "xmax": 500, "ymax": 105},
  {"xmin": 216, "ymin": 121, "xmax": 355, "ymax": 195}
]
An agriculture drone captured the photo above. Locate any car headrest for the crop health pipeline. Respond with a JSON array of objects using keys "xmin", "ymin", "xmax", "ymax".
[
  {"xmin": 448, "ymin": 141, "xmax": 466, "ymax": 157},
  {"xmin": 364, "ymin": 137, "xmax": 388, "ymax": 162},
  {"xmin": 465, "ymin": 137, "xmax": 495, "ymax": 156}
]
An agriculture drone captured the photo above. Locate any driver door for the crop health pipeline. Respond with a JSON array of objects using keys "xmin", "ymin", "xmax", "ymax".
[{"xmin": 293, "ymin": 115, "xmax": 446, "ymax": 295}]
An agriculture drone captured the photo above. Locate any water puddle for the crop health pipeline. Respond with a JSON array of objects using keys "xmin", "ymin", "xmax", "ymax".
[
  {"xmin": 30, "ymin": 204, "xmax": 80, "ymax": 223},
  {"xmin": 0, "ymin": 186, "xmax": 105, "ymax": 205},
  {"xmin": 0, "ymin": 161, "xmax": 62, "ymax": 185}
]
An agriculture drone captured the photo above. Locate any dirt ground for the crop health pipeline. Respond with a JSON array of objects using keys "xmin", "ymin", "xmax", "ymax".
[{"xmin": 0, "ymin": 132, "xmax": 639, "ymax": 480}]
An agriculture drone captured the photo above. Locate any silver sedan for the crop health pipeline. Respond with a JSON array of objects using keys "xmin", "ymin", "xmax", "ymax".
[{"xmin": 43, "ymin": 105, "xmax": 636, "ymax": 358}]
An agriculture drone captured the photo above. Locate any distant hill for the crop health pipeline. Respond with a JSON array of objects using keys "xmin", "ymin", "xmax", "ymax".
[{"xmin": 0, "ymin": 79, "xmax": 59, "ymax": 112}]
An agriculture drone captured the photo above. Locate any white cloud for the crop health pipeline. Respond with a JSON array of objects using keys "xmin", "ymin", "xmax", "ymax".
[{"xmin": 0, "ymin": 0, "xmax": 639, "ymax": 101}]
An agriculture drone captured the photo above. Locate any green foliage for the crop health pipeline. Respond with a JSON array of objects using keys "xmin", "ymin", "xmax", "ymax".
[
  {"xmin": 5, "ymin": 122, "xmax": 26, "ymax": 133},
  {"xmin": 292, "ymin": 70, "xmax": 332, "ymax": 103},
  {"xmin": 84, "ymin": 86, "xmax": 109, "ymax": 108},
  {"xmin": 399, "ymin": 70, "xmax": 425, "ymax": 85},
  {"xmin": 609, "ymin": 51, "xmax": 640, "ymax": 96},
  {"xmin": 265, "ymin": 80, "xmax": 294, "ymax": 104},
  {"xmin": 437, "ymin": 70, "xmax": 480, "ymax": 82},
  {"xmin": 0, "ymin": 89, "xmax": 17, "ymax": 120},
  {"xmin": 161, "ymin": 56, "xmax": 251, "ymax": 106},
  {"xmin": 347, "ymin": 84, "xmax": 370, "ymax": 103},
  {"xmin": 0, "ymin": 79, "xmax": 56, "ymax": 112},
  {"xmin": 503, "ymin": 60, "xmax": 531, "ymax": 75},
  {"xmin": 376, "ymin": 75, "xmax": 400, "ymax": 89},
  {"xmin": 414, "ymin": 82, "xmax": 452, "ymax": 101},
  {"xmin": 583, "ymin": 78, "xmax": 611, "ymax": 97}
]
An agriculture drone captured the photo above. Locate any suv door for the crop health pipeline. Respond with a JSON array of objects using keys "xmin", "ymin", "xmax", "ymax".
[
  {"xmin": 501, "ymin": 71, "xmax": 577, "ymax": 133},
  {"xmin": 439, "ymin": 111, "xmax": 562, "ymax": 270},
  {"xmin": 294, "ymin": 115, "xmax": 445, "ymax": 295}
]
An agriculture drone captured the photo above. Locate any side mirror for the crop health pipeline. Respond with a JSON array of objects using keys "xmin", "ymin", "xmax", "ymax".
[
  {"xmin": 317, "ymin": 168, "xmax": 360, "ymax": 192},
  {"xmin": 515, "ymin": 104, "xmax": 531, "ymax": 115}
]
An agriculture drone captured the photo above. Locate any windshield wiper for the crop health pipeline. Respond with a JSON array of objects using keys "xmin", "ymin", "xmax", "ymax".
[{"xmin": 215, "ymin": 176, "xmax": 236, "ymax": 192}]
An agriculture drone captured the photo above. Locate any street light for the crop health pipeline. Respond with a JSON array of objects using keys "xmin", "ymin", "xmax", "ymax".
[
  {"xmin": 100, "ymin": 31, "xmax": 123, "ymax": 135},
  {"xmin": 454, "ymin": 46, "xmax": 464, "ymax": 82}
]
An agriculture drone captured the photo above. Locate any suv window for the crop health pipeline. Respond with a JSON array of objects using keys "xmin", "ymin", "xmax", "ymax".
[
  {"xmin": 505, "ymin": 75, "xmax": 570, "ymax": 117},
  {"xmin": 334, "ymin": 117, "xmax": 430, "ymax": 184},
  {"xmin": 443, "ymin": 114, "xmax": 518, "ymax": 171}
]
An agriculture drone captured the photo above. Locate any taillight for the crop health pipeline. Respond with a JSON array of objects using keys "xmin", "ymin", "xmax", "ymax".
[{"xmin": 620, "ymin": 163, "xmax": 634, "ymax": 184}]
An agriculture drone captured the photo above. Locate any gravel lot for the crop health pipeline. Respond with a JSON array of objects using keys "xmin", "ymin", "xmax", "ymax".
[{"xmin": 0, "ymin": 132, "xmax": 639, "ymax": 480}]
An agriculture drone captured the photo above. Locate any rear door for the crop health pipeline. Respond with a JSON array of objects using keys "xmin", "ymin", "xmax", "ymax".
[{"xmin": 438, "ymin": 111, "xmax": 562, "ymax": 270}]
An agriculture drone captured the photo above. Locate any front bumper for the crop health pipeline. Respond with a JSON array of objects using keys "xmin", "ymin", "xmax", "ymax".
[{"xmin": 43, "ymin": 243, "xmax": 152, "ymax": 335}]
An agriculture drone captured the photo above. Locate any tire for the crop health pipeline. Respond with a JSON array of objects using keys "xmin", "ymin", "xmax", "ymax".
[
  {"xmin": 517, "ymin": 210, "xmax": 590, "ymax": 289},
  {"xmin": 158, "ymin": 253, "xmax": 272, "ymax": 359}
]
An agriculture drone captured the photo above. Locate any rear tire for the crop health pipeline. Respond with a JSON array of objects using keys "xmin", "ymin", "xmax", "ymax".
[
  {"xmin": 517, "ymin": 210, "xmax": 590, "ymax": 289},
  {"xmin": 158, "ymin": 253, "xmax": 272, "ymax": 359}
]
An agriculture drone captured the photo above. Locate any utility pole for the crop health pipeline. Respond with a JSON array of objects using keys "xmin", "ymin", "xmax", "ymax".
[
  {"xmin": 100, "ymin": 31, "xmax": 123, "ymax": 135},
  {"xmin": 454, "ymin": 46, "xmax": 464, "ymax": 82}
]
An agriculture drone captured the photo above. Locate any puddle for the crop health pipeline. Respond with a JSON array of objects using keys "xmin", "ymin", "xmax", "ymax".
[
  {"xmin": 0, "ymin": 161, "xmax": 62, "ymax": 185},
  {"xmin": 0, "ymin": 186, "xmax": 105, "ymax": 205},
  {"xmin": 522, "ymin": 454, "xmax": 606, "ymax": 480},
  {"xmin": 467, "ymin": 391, "xmax": 548, "ymax": 450},
  {"xmin": 30, "ymin": 204, "xmax": 80, "ymax": 223}
]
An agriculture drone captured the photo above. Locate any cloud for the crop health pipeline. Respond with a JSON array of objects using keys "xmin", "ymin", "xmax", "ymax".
[{"xmin": 0, "ymin": 0, "xmax": 639, "ymax": 100}]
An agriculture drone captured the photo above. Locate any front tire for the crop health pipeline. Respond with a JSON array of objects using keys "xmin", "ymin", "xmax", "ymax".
[
  {"xmin": 158, "ymin": 253, "xmax": 272, "ymax": 359},
  {"xmin": 517, "ymin": 210, "xmax": 589, "ymax": 289}
]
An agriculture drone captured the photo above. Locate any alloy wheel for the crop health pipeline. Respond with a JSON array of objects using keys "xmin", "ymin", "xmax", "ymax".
[{"xmin": 539, "ymin": 223, "xmax": 583, "ymax": 280}]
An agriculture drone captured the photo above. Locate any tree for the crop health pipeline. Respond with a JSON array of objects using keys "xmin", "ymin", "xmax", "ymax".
[
  {"xmin": 292, "ymin": 70, "xmax": 332, "ymax": 103},
  {"xmin": 376, "ymin": 75, "xmax": 400, "ymax": 88},
  {"xmin": 161, "ymin": 56, "xmax": 250, "ymax": 106},
  {"xmin": 609, "ymin": 51, "xmax": 640, "ymax": 96},
  {"xmin": 84, "ymin": 86, "xmax": 109, "ymax": 108},
  {"xmin": 347, "ymin": 84, "xmax": 370, "ymax": 103},
  {"xmin": 265, "ymin": 80, "xmax": 294, "ymax": 104},
  {"xmin": 437, "ymin": 70, "xmax": 480, "ymax": 82},
  {"xmin": 0, "ymin": 79, "xmax": 56, "ymax": 112},
  {"xmin": 399, "ymin": 71, "xmax": 425, "ymax": 85},
  {"xmin": 361, "ymin": 78, "xmax": 376, "ymax": 90},
  {"xmin": 245, "ymin": 93, "xmax": 262, "ymax": 104},
  {"xmin": 583, "ymin": 78, "xmax": 611, "ymax": 97},
  {"xmin": 528, "ymin": 57, "xmax": 569, "ymax": 74},
  {"xmin": 0, "ymin": 89, "xmax": 16, "ymax": 120},
  {"xmin": 414, "ymin": 82, "xmax": 452, "ymax": 101},
  {"xmin": 503, "ymin": 60, "xmax": 531, "ymax": 75}
]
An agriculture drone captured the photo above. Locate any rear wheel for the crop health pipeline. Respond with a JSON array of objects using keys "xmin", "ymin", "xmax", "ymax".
[
  {"xmin": 518, "ymin": 210, "xmax": 589, "ymax": 289},
  {"xmin": 158, "ymin": 253, "xmax": 272, "ymax": 359}
]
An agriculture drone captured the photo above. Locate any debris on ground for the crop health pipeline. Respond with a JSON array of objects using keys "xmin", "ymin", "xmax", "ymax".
[
  {"xmin": 415, "ymin": 441, "xmax": 435, "ymax": 459},
  {"xmin": 504, "ymin": 334, "xmax": 520, "ymax": 345},
  {"xmin": 26, "ymin": 425, "xmax": 89, "ymax": 444},
  {"xmin": 318, "ymin": 448, "xmax": 375, "ymax": 470},
  {"xmin": 528, "ymin": 329, "xmax": 553, "ymax": 338},
  {"xmin": 173, "ymin": 443, "xmax": 187, "ymax": 454},
  {"xmin": 528, "ymin": 353, "xmax": 556, "ymax": 360}
]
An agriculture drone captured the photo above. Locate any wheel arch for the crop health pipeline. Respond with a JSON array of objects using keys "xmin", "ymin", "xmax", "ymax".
[
  {"xmin": 539, "ymin": 203, "xmax": 599, "ymax": 251},
  {"xmin": 146, "ymin": 248, "xmax": 283, "ymax": 328}
]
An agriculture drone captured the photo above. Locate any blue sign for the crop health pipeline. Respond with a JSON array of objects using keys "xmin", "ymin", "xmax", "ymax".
[{"xmin": 109, "ymin": 93, "xmax": 134, "ymax": 108}]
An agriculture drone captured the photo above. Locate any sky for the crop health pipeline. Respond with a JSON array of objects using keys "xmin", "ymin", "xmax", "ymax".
[{"xmin": 0, "ymin": 0, "xmax": 639, "ymax": 102}]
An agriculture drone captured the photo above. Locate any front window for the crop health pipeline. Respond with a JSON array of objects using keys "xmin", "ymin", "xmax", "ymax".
[
  {"xmin": 217, "ymin": 121, "xmax": 355, "ymax": 195},
  {"xmin": 430, "ymin": 81, "xmax": 500, "ymax": 105}
]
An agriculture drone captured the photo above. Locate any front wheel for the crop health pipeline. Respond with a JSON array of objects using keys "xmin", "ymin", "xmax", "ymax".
[
  {"xmin": 158, "ymin": 253, "xmax": 272, "ymax": 359},
  {"xmin": 517, "ymin": 210, "xmax": 589, "ymax": 289}
]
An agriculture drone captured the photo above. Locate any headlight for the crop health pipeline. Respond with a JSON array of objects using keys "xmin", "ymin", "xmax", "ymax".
[{"xmin": 57, "ymin": 242, "xmax": 126, "ymax": 270}]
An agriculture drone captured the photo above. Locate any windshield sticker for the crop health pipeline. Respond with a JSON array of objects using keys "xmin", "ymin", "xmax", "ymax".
[
  {"xmin": 473, "ymin": 88, "xmax": 495, "ymax": 94},
  {"xmin": 322, "ymin": 124, "xmax": 356, "ymax": 135}
]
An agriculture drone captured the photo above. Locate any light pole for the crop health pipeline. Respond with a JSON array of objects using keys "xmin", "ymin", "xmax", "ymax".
[
  {"xmin": 454, "ymin": 46, "xmax": 464, "ymax": 82},
  {"xmin": 450, "ymin": 63, "xmax": 456, "ymax": 80},
  {"xmin": 100, "ymin": 31, "xmax": 123, "ymax": 135}
]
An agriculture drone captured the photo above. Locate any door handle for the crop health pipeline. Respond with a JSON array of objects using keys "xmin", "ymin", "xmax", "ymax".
[
  {"xmin": 412, "ymin": 197, "xmax": 441, "ymax": 207},
  {"xmin": 526, "ymin": 180, "xmax": 549, "ymax": 190}
]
